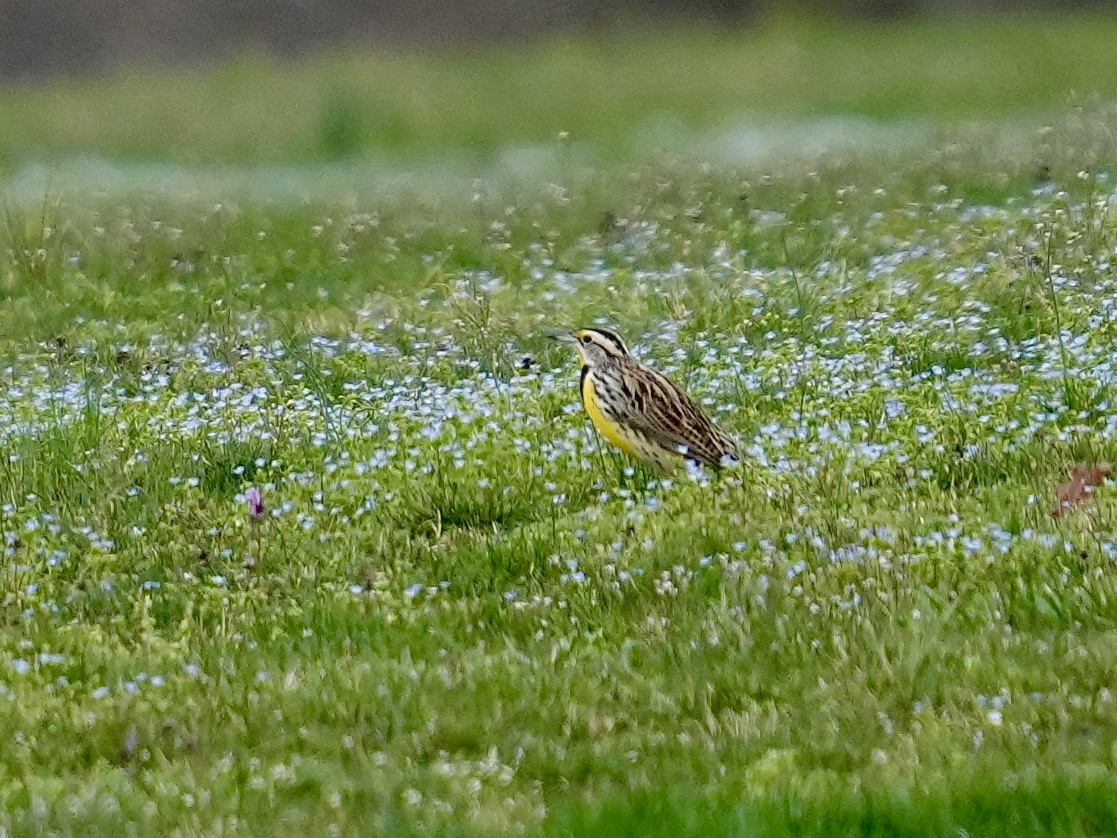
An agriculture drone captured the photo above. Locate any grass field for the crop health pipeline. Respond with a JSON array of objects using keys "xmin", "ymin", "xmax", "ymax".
[
  {"xmin": 4, "ymin": 15, "xmax": 1117, "ymax": 837},
  {"xmin": 5, "ymin": 13, "xmax": 1117, "ymax": 168}
]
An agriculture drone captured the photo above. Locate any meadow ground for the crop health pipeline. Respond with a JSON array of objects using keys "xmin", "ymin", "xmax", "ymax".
[{"xmin": 5, "ymin": 16, "xmax": 1117, "ymax": 837}]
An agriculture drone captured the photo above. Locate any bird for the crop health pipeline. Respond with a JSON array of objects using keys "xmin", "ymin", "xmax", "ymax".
[{"xmin": 550, "ymin": 327, "xmax": 739, "ymax": 472}]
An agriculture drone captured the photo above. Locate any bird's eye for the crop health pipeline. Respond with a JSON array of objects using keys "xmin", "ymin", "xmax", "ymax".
[{"xmin": 580, "ymin": 335, "xmax": 592, "ymax": 345}]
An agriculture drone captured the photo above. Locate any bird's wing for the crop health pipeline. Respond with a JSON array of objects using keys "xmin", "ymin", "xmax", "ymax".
[{"xmin": 619, "ymin": 363, "xmax": 738, "ymax": 468}]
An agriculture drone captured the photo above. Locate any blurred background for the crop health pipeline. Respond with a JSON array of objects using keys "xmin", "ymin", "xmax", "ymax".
[
  {"xmin": 3, "ymin": 0, "xmax": 1116, "ymax": 80},
  {"xmin": 3, "ymin": 0, "xmax": 1117, "ymax": 192}
]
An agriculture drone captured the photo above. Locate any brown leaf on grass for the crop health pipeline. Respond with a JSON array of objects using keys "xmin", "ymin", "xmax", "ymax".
[{"xmin": 1052, "ymin": 464, "xmax": 1112, "ymax": 518}]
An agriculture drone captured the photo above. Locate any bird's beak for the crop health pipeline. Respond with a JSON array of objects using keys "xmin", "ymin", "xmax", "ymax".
[{"xmin": 547, "ymin": 330, "xmax": 578, "ymax": 344}]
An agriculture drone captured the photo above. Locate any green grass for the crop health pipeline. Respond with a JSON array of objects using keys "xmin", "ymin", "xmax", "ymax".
[
  {"xmin": 4, "ymin": 13, "xmax": 1117, "ymax": 167},
  {"xmin": 5, "ymin": 17, "xmax": 1117, "ymax": 836}
]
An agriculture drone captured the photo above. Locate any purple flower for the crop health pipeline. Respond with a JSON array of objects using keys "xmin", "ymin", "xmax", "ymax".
[{"xmin": 246, "ymin": 486, "xmax": 265, "ymax": 519}]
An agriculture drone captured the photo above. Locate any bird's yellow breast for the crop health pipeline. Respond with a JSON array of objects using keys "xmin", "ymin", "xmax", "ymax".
[{"xmin": 581, "ymin": 369, "xmax": 640, "ymax": 457}]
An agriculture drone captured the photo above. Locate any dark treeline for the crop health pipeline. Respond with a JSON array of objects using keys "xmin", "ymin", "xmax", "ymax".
[{"xmin": 2, "ymin": 0, "xmax": 1114, "ymax": 80}]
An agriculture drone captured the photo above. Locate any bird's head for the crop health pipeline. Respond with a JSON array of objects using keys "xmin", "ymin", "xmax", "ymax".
[{"xmin": 550, "ymin": 327, "xmax": 630, "ymax": 367}]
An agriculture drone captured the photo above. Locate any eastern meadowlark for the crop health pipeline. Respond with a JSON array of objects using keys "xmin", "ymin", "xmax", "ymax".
[{"xmin": 551, "ymin": 327, "xmax": 739, "ymax": 472}]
